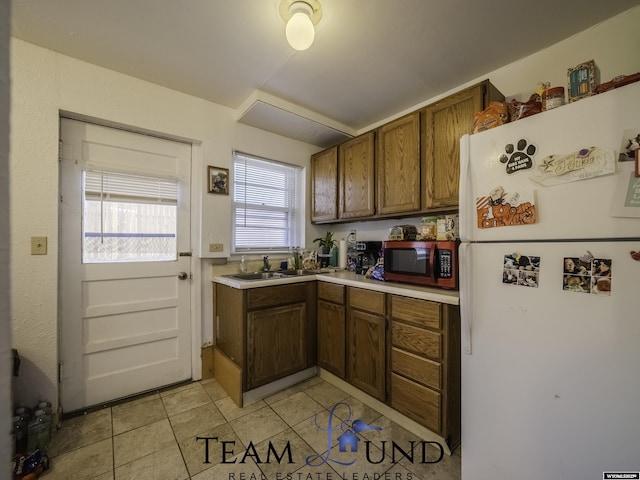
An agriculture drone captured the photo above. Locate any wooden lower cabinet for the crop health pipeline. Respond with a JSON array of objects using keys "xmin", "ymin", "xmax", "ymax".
[
  {"xmin": 247, "ymin": 302, "xmax": 307, "ymax": 389},
  {"xmin": 317, "ymin": 282, "xmax": 346, "ymax": 378},
  {"xmin": 213, "ymin": 281, "xmax": 316, "ymax": 402},
  {"xmin": 389, "ymin": 294, "xmax": 461, "ymax": 450},
  {"xmin": 215, "ymin": 279, "xmax": 460, "ymax": 448},
  {"xmin": 391, "ymin": 373, "xmax": 441, "ymax": 433},
  {"xmin": 347, "ymin": 288, "xmax": 386, "ymax": 401}
]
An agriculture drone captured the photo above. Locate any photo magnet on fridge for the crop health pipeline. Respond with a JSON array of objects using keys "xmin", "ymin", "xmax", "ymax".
[
  {"xmin": 502, "ymin": 252, "xmax": 540, "ymax": 288},
  {"xmin": 477, "ymin": 186, "xmax": 536, "ymax": 229},
  {"xmin": 618, "ymin": 129, "xmax": 640, "ymax": 162},
  {"xmin": 562, "ymin": 252, "xmax": 612, "ymax": 296}
]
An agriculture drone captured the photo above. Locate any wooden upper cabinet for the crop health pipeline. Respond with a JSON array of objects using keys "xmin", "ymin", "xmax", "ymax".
[
  {"xmin": 339, "ymin": 132, "xmax": 375, "ymax": 219},
  {"xmin": 376, "ymin": 112, "xmax": 421, "ymax": 215},
  {"xmin": 423, "ymin": 80, "xmax": 504, "ymax": 210},
  {"xmin": 311, "ymin": 146, "xmax": 338, "ymax": 222}
]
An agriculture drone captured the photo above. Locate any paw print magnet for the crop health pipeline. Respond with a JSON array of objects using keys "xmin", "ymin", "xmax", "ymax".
[{"xmin": 499, "ymin": 139, "xmax": 537, "ymax": 174}]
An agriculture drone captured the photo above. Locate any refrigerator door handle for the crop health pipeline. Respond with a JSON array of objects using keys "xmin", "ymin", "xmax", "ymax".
[
  {"xmin": 459, "ymin": 242, "xmax": 472, "ymax": 355},
  {"xmin": 459, "ymin": 135, "xmax": 471, "ymax": 242}
]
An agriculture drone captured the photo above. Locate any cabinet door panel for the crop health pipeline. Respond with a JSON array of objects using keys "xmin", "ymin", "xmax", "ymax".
[
  {"xmin": 246, "ymin": 303, "xmax": 306, "ymax": 389},
  {"xmin": 349, "ymin": 287, "xmax": 385, "ymax": 315},
  {"xmin": 347, "ymin": 309, "xmax": 385, "ymax": 400},
  {"xmin": 247, "ymin": 283, "xmax": 307, "ymax": 310},
  {"xmin": 423, "ymin": 83, "xmax": 484, "ymax": 209},
  {"xmin": 377, "ymin": 112, "xmax": 421, "ymax": 215},
  {"xmin": 311, "ymin": 146, "xmax": 338, "ymax": 222},
  {"xmin": 390, "ymin": 295, "xmax": 441, "ymax": 329},
  {"xmin": 317, "ymin": 300, "xmax": 346, "ymax": 378},
  {"xmin": 392, "ymin": 322, "xmax": 442, "ymax": 360},
  {"xmin": 391, "ymin": 347, "xmax": 441, "ymax": 390},
  {"xmin": 339, "ymin": 132, "xmax": 375, "ymax": 219},
  {"xmin": 391, "ymin": 373, "xmax": 441, "ymax": 433},
  {"xmin": 214, "ymin": 283, "xmax": 244, "ymax": 365},
  {"xmin": 318, "ymin": 282, "xmax": 345, "ymax": 304}
]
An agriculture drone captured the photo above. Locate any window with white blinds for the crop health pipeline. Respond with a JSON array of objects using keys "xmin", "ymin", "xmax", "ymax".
[
  {"xmin": 82, "ymin": 170, "xmax": 178, "ymax": 263},
  {"xmin": 233, "ymin": 151, "xmax": 302, "ymax": 253}
]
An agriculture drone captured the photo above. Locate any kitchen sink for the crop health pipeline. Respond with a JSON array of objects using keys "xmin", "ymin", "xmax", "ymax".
[
  {"xmin": 279, "ymin": 269, "xmax": 316, "ymax": 276},
  {"xmin": 223, "ymin": 270, "xmax": 316, "ymax": 281}
]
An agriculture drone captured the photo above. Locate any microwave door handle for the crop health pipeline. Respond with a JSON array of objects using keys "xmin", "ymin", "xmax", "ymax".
[{"xmin": 429, "ymin": 246, "xmax": 437, "ymax": 282}]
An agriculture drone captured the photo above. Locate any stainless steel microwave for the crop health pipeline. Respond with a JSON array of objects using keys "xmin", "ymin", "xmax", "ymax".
[{"xmin": 383, "ymin": 240, "xmax": 458, "ymax": 289}]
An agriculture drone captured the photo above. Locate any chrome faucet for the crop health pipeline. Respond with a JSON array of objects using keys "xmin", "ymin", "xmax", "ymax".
[{"xmin": 262, "ymin": 255, "xmax": 270, "ymax": 271}]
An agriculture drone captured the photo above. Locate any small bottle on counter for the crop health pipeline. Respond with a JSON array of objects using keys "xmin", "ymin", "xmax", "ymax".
[
  {"xmin": 239, "ymin": 256, "xmax": 248, "ymax": 273},
  {"xmin": 293, "ymin": 248, "xmax": 301, "ymax": 270}
]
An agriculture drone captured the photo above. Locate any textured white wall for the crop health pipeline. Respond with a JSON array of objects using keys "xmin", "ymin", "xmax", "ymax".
[
  {"xmin": 1, "ymin": 0, "xmax": 11, "ymax": 473},
  {"xmin": 10, "ymin": 39, "xmax": 318, "ymax": 411}
]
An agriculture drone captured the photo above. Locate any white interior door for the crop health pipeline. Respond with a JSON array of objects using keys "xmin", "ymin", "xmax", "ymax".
[{"xmin": 59, "ymin": 118, "xmax": 192, "ymax": 412}]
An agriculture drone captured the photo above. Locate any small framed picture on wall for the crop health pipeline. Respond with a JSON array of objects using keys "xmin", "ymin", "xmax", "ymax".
[{"xmin": 208, "ymin": 166, "xmax": 229, "ymax": 195}]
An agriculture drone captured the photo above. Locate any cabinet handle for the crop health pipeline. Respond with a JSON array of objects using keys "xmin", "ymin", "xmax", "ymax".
[{"xmin": 216, "ymin": 315, "xmax": 220, "ymax": 340}]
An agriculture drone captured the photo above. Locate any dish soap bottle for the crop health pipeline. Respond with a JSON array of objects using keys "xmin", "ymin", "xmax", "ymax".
[{"xmin": 239, "ymin": 256, "xmax": 248, "ymax": 273}]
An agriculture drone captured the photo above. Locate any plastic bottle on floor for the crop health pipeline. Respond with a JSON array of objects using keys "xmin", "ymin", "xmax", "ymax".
[
  {"xmin": 13, "ymin": 415, "xmax": 28, "ymax": 455},
  {"xmin": 27, "ymin": 409, "xmax": 51, "ymax": 454}
]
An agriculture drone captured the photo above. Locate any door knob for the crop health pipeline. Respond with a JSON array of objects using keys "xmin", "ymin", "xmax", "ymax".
[{"xmin": 178, "ymin": 272, "xmax": 188, "ymax": 280}]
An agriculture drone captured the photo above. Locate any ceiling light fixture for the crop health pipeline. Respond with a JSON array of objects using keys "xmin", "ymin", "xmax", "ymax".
[{"xmin": 279, "ymin": 0, "xmax": 322, "ymax": 51}]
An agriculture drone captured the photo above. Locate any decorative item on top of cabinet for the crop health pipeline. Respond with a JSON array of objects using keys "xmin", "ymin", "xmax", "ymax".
[
  {"xmin": 376, "ymin": 111, "xmax": 421, "ymax": 215},
  {"xmin": 339, "ymin": 132, "xmax": 376, "ymax": 219},
  {"xmin": 317, "ymin": 282, "xmax": 346, "ymax": 378},
  {"xmin": 347, "ymin": 287, "xmax": 386, "ymax": 401},
  {"xmin": 423, "ymin": 80, "xmax": 504, "ymax": 210},
  {"xmin": 311, "ymin": 146, "xmax": 338, "ymax": 223}
]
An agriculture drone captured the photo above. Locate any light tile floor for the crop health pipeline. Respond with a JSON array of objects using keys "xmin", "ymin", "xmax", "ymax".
[{"xmin": 41, "ymin": 376, "xmax": 461, "ymax": 480}]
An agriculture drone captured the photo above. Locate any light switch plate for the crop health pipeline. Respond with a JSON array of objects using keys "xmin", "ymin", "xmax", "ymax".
[
  {"xmin": 209, "ymin": 243, "xmax": 223, "ymax": 252},
  {"xmin": 31, "ymin": 236, "xmax": 47, "ymax": 255}
]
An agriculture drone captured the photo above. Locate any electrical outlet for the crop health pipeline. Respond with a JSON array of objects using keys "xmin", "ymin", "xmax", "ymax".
[
  {"xmin": 31, "ymin": 236, "xmax": 48, "ymax": 255},
  {"xmin": 209, "ymin": 243, "xmax": 223, "ymax": 252}
]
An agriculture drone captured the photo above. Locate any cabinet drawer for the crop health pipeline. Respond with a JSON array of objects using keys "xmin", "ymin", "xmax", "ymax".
[
  {"xmin": 392, "ymin": 322, "xmax": 441, "ymax": 360},
  {"xmin": 349, "ymin": 287, "xmax": 385, "ymax": 314},
  {"xmin": 391, "ymin": 347, "xmax": 441, "ymax": 391},
  {"xmin": 390, "ymin": 296, "xmax": 441, "ymax": 329},
  {"xmin": 247, "ymin": 283, "xmax": 308, "ymax": 310},
  {"xmin": 318, "ymin": 282, "xmax": 345, "ymax": 304},
  {"xmin": 391, "ymin": 373, "xmax": 441, "ymax": 433}
]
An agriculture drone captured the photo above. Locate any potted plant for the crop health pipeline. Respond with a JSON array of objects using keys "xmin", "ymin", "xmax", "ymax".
[
  {"xmin": 314, "ymin": 231, "xmax": 336, "ymax": 268},
  {"xmin": 313, "ymin": 231, "xmax": 337, "ymax": 254}
]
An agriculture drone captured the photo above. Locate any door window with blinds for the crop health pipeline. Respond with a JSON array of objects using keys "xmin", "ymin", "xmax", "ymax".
[
  {"xmin": 83, "ymin": 170, "xmax": 178, "ymax": 263},
  {"xmin": 233, "ymin": 151, "xmax": 303, "ymax": 253}
]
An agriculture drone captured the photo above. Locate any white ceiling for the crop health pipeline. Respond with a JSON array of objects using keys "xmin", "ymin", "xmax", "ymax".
[{"xmin": 11, "ymin": 1, "xmax": 639, "ymax": 146}]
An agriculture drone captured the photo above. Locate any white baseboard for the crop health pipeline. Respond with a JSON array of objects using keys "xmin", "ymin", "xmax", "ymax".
[{"xmin": 243, "ymin": 367, "xmax": 318, "ymax": 405}]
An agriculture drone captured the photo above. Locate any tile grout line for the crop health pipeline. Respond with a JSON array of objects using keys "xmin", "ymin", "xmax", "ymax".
[
  {"xmin": 160, "ymin": 387, "xmax": 192, "ymax": 480},
  {"xmin": 110, "ymin": 406, "xmax": 115, "ymax": 478}
]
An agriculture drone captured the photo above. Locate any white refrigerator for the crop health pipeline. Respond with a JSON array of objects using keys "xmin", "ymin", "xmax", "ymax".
[{"xmin": 459, "ymin": 81, "xmax": 640, "ymax": 479}]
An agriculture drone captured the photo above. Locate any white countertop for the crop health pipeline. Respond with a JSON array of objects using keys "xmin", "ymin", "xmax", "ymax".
[{"xmin": 213, "ymin": 270, "xmax": 460, "ymax": 305}]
